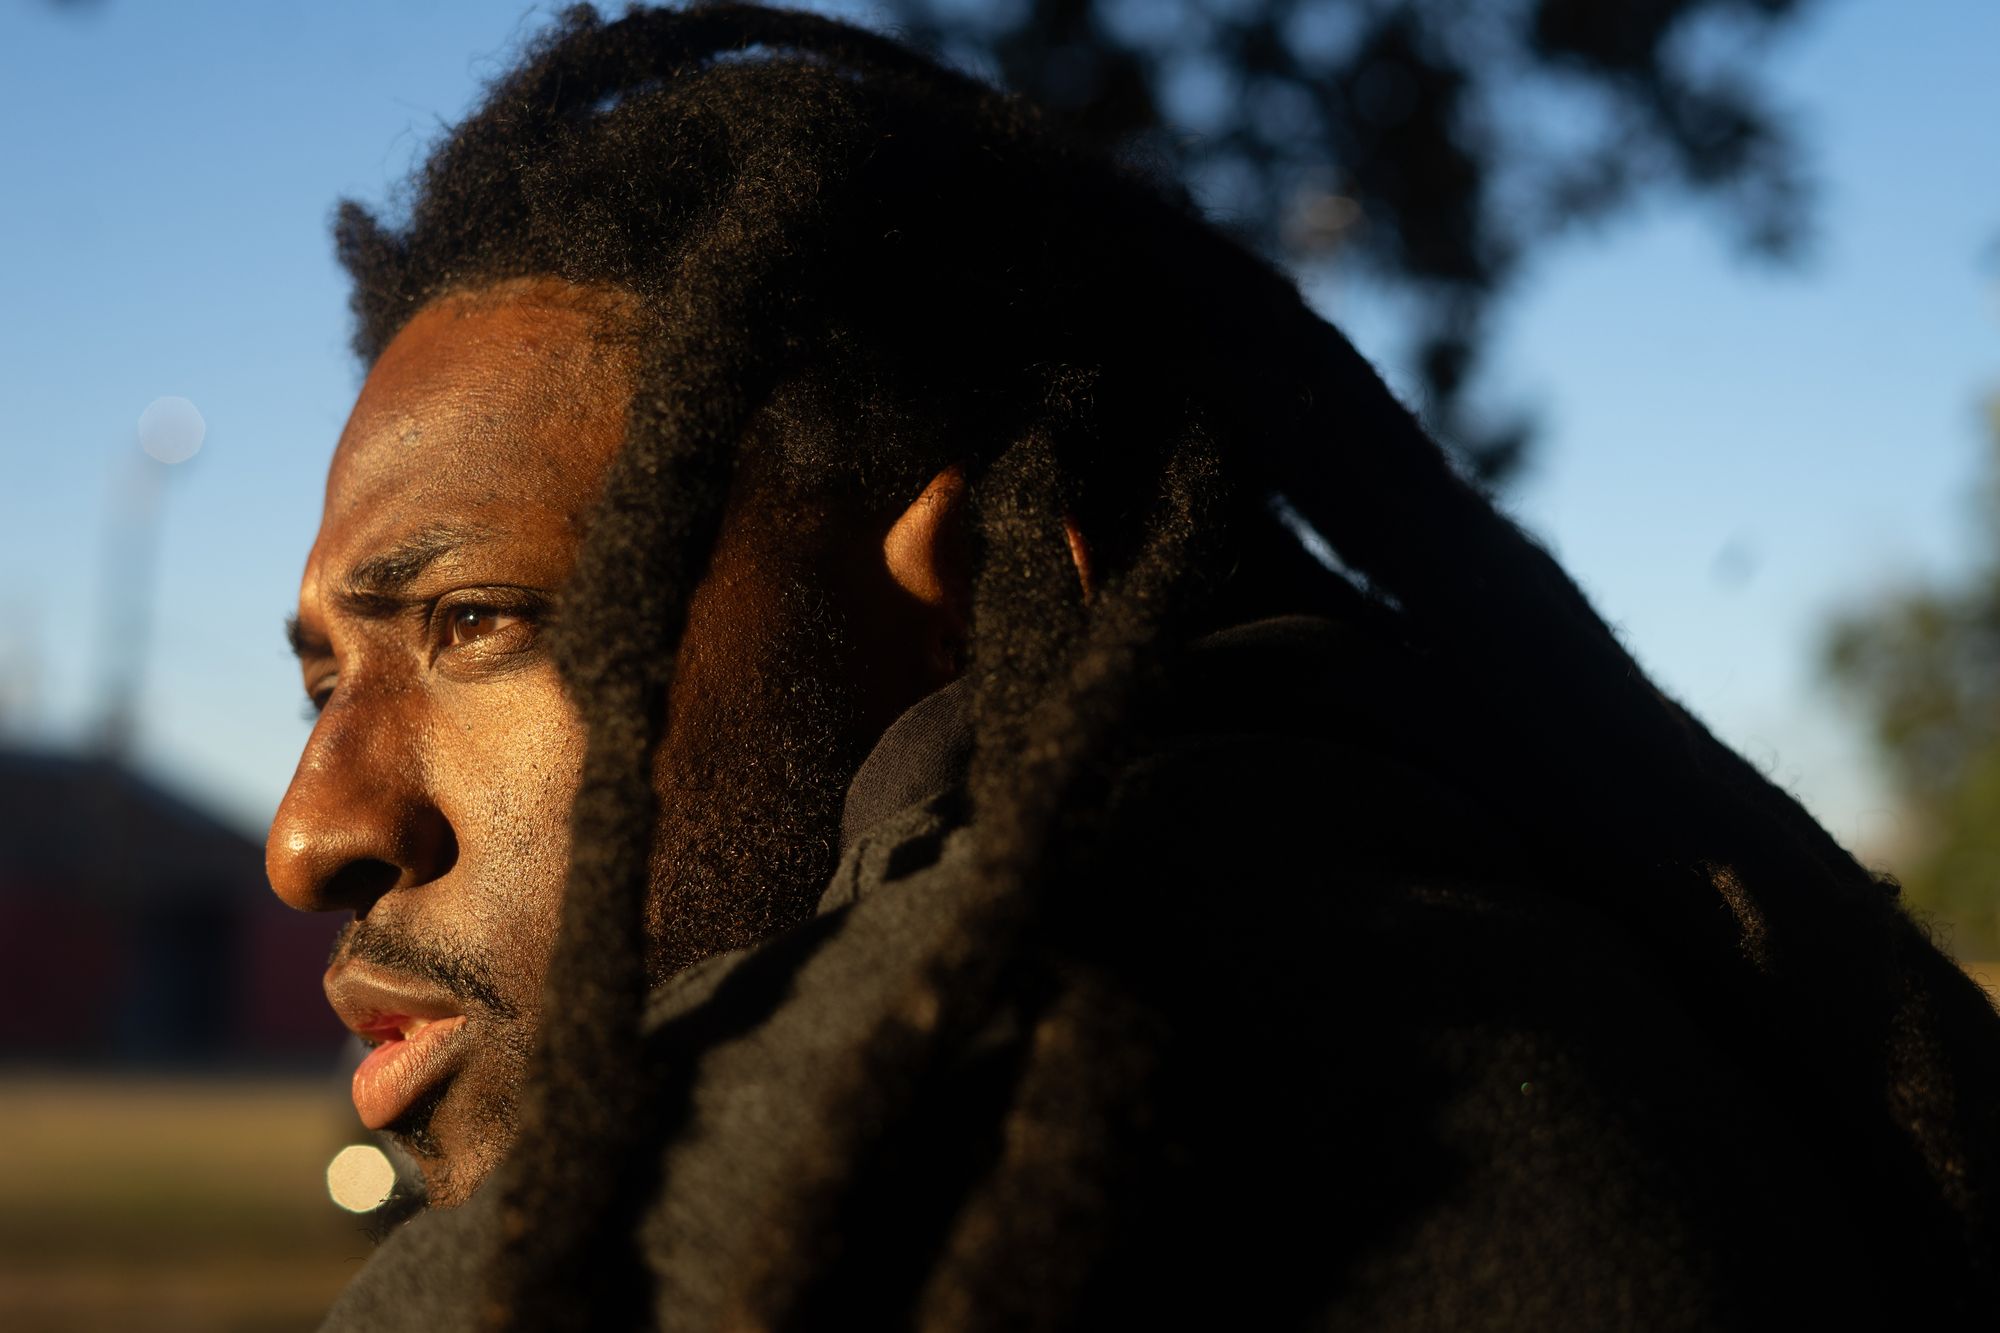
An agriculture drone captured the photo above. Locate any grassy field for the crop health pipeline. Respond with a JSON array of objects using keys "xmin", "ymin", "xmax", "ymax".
[
  {"xmin": 2, "ymin": 964, "xmax": 1994, "ymax": 1329},
  {"xmin": 0, "ymin": 1075, "xmax": 372, "ymax": 1333}
]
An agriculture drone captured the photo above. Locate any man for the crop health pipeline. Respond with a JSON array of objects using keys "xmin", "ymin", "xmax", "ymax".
[{"xmin": 271, "ymin": 5, "xmax": 2000, "ymax": 1330}]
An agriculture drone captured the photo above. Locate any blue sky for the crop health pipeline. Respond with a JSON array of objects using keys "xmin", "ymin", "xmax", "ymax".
[{"xmin": 0, "ymin": 0, "xmax": 1994, "ymax": 867}]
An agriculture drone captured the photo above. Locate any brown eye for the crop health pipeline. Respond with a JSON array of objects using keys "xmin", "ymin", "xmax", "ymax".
[{"xmin": 445, "ymin": 605, "xmax": 518, "ymax": 647}]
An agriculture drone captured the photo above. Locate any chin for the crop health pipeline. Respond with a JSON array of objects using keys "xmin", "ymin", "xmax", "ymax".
[
  {"xmin": 400, "ymin": 1132, "xmax": 503, "ymax": 1210},
  {"xmin": 412, "ymin": 1152, "xmax": 486, "ymax": 1210},
  {"xmin": 387, "ymin": 1080, "xmax": 517, "ymax": 1210}
]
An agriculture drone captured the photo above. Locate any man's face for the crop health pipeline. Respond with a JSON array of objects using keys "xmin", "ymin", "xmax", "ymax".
[{"xmin": 268, "ymin": 281, "xmax": 873, "ymax": 1205}]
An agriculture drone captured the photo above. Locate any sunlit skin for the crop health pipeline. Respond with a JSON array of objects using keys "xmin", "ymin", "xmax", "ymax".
[{"xmin": 266, "ymin": 278, "xmax": 976, "ymax": 1205}]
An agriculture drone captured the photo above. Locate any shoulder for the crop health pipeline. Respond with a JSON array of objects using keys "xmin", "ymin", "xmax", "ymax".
[{"xmin": 1009, "ymin": 615, "xmax": 1870, "ymax": 1326}]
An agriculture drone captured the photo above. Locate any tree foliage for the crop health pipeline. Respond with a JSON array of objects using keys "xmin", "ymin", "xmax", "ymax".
[
  {"xmin": 1826, "ymin": 397, "xmax": 2000, "ymax": 958},
  {"xmin": 896, "ymin": 0, "xmax": 1818, "ymax": 481}
]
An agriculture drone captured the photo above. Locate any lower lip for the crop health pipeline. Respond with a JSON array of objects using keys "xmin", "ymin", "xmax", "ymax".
[{"xmin": 351, "ymin": 1016, "xmax": 469, "ymax": 1130}]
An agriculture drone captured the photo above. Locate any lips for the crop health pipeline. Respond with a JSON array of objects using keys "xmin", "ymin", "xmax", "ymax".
[
  {"xmin": 349, "ymin": 1014, "xmax": 469, "ymax": 1129},
  {"xmin": 326, "ymin": 962, "xmax": 472, "ymax": 1131}
]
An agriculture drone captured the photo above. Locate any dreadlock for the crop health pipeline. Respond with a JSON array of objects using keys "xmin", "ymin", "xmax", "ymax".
[{"xmin": 336, "ymin": 5, "xmax": 2000, "ymax": 1329}]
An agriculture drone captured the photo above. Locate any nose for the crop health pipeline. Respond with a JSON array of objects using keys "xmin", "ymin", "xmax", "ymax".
[{"xmin": 265, "ymin": 705, "xmax": 456, "ymax": 916}]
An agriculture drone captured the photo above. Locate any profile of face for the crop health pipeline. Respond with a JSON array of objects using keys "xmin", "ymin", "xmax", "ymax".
[{"xmin": 267, "ymin": 278, "xmax": 966, "ymax": 1205}]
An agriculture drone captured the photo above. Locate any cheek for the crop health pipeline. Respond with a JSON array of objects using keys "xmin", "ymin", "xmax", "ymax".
[{"xmin": 432, "ymin": 670, "xmax": 588, "ymax": 951}]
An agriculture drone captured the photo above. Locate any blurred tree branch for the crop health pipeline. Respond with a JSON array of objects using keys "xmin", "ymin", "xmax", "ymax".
[
  {"xmin": 1825, "ymin": 389, "xmax": 2000, "ymax": 958},
  {"xmin": 896, "ymin": 0, "xmax": 1819, "ymax": 483}
]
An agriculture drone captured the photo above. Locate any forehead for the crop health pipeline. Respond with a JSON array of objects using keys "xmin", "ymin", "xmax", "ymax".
[{"xmin": 309, "ymin": 284, "xmax": 640, "ymax": 584}]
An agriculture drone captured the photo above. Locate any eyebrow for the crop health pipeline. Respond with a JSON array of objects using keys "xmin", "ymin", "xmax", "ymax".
[{"xmin": 285, "ymin": 522, "xmax": 495, "ymax": 660}]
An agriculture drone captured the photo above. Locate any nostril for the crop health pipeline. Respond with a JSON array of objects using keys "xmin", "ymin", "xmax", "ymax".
[
  {"xmin": 322, "ymin": 858, "xmax": 403, "ymax": 915},
  {"xmin": 431, "ymin": 821, "xmax": 460, "ymax": 882}
]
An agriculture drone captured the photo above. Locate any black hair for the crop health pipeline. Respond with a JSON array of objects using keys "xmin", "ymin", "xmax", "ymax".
[{"xmin": 336, "ymin": 5, "xmax": 2000, "ymax": 1328}]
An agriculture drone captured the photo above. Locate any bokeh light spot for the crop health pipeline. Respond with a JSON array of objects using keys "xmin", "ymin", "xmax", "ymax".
[
  {"xmin": 326, "ymin": 1143, "xmax": 397, "ymax": 1213},
  {"xmin": 137, "ymin": 395, "xmax": 205, "ymax": 464}
]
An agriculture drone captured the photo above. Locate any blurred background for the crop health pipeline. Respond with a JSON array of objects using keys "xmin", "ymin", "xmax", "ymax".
[{"xmin": 1, "ymin": 0, "xmax": 1995, "ymax": 1327}]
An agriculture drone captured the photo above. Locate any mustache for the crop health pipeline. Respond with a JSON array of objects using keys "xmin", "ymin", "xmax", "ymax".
[{"xmin": 328, "ymin": 919, "xmax": 517, "ymax": 1019}]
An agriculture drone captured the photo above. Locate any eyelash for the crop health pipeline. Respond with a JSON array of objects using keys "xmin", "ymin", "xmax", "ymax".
[
  {"xmin": 428, "ymin": 597, "xmax": 538, "ymax": 655},
  {"xmin": 300, "ymin": 594, "xmax": 545, "ymax": 718}
]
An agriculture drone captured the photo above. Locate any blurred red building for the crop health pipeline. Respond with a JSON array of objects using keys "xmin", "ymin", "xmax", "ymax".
[{"xmin": 0, "ymin": 747, "xmax": 343, "ymax": 1066}]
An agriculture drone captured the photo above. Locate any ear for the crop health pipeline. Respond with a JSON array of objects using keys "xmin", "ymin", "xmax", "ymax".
[
  {"xmin": 883, "ymin": 465, "xmax": 973, "ymax": 679},
  {"xmin": 882, "ymin": 465, "xmax": 1096, "ymax": 683}
]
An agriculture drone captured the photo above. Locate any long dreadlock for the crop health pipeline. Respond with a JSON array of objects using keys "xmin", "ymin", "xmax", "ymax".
[{"xmin": 335, "ymin": 5, "xmax": 2000, "ymax": 1329}]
